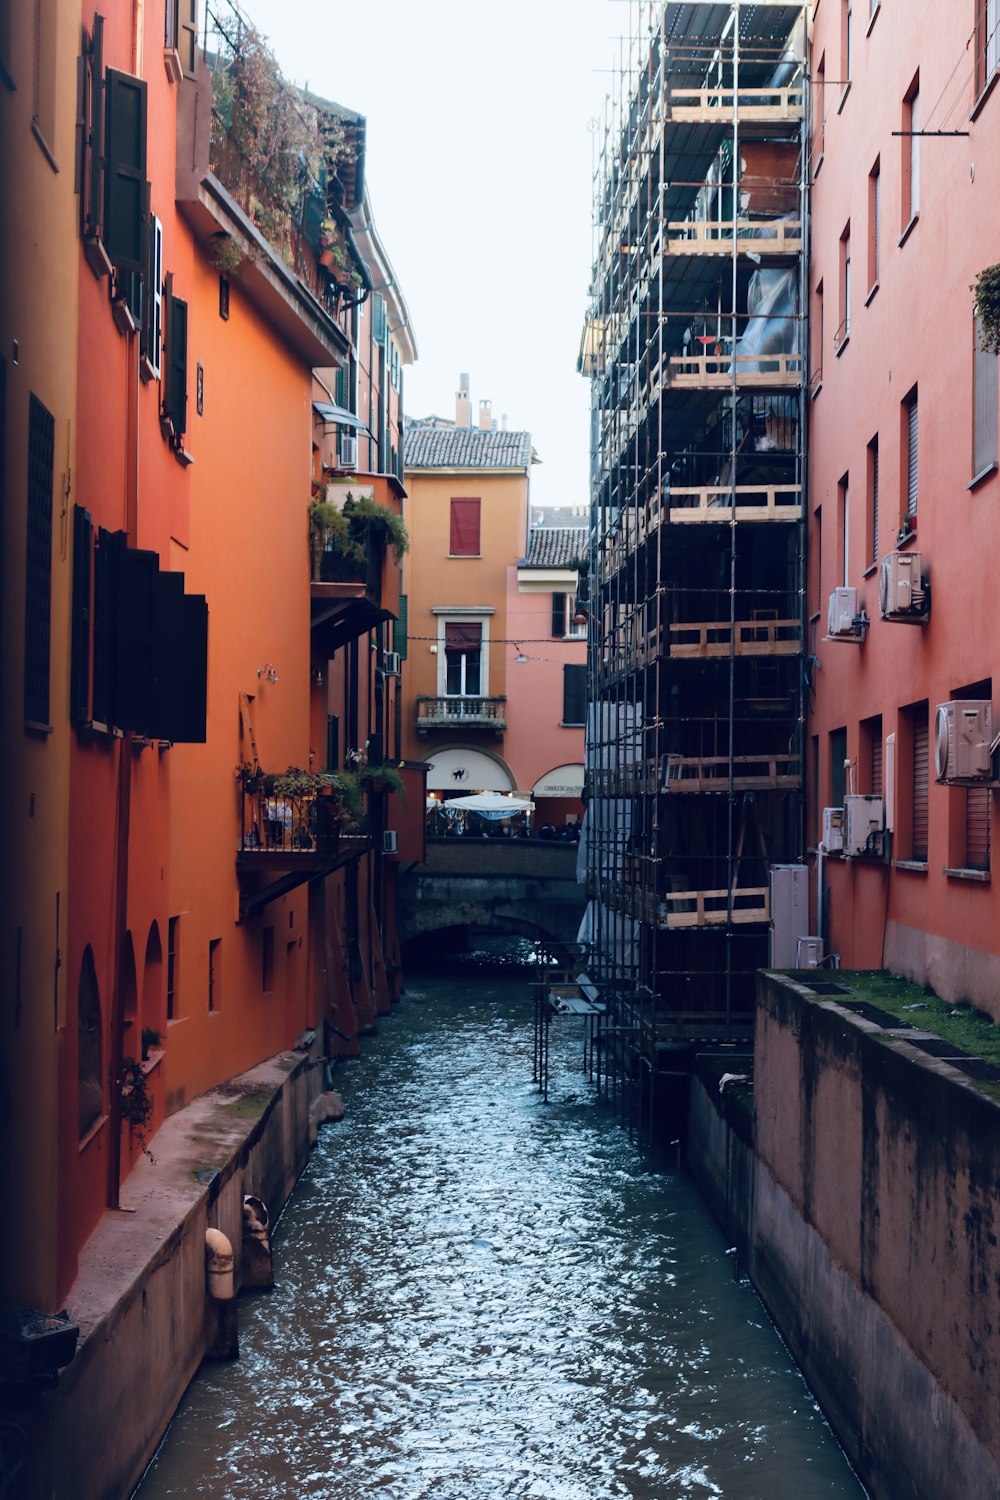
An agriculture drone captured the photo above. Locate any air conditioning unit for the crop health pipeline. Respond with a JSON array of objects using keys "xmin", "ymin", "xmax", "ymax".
[
  {"xmin": 879, "ymin": 550, "xmax": 928, "ymax": 622},
  {"xmin": 796, "ymin": 936, "xmax": 825, "ymax": 969},
  {"xmin": 827, "ymin": 586, "xmax": 860, "ymax": 637},
  {"xmin": 844, "ymin": 794, "xmax": 884, "ymax": 857},
  {"xmin": 382, "ymin": 829, "xmax": 398, "ymax": 854},
  {"xmin": 822, "ymin": 806, "xmax": 845, "ymax": 852},
  {"xmin": 934, "ymin": 700, "xmax": 993, "ymax": 784},
  {"xmin": 382, "ymin": 651, "xmax": 401, "ymax": 677},
  {"xmin": 338, "ymin": 433, "xmax": 358, "ymax": 471}
]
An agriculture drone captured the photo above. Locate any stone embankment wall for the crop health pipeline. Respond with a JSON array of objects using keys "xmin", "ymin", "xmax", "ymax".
[
  {"xmin": 20, "ymin": 1044, "xmax": 322, "ymax": 1500},
  {"xmin": 688, "ymin": 972, "xmax": 1000, "ymax": 1500}
]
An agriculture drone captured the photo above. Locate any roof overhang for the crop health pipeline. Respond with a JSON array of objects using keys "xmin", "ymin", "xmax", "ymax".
[{"xmin": 517, "ymin": 566, "xmax": 580, "ymax": 594}]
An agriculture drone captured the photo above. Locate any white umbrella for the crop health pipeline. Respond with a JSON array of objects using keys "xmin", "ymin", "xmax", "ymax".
[{"xmin": 442, "ymin": 792, "xmax": 534, "ymax": 820}]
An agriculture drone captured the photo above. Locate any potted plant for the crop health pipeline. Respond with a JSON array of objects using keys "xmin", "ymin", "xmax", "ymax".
[
  {"xmin": 972, "ymin": 263, "xmax": 1000, "ymax": 354},
  {"xmin": 121, "ymin": 1057, "xmax": 155, "ymax": 1161},
  {"xmin": 308, "ymin": 494, "xmax": 362, "ymax": 581},
  {"xmin": 342, "ymin": 492, "xmax": 410, "ymax": 563}
]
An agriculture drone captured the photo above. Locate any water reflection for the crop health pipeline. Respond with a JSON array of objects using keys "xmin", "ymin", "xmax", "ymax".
[{"xmin": 138, "ymin": 946, "xmax": 866, "ymax": 1499}]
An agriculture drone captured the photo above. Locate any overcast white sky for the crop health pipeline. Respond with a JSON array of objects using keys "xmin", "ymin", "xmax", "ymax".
[{"xmin": 244, "ymin": 0, "xmax": 623, "ymax": 509}]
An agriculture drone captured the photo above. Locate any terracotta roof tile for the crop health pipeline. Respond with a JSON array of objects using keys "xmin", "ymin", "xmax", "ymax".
[
  {"xmin": 404, "ymin": 425, "xmax": 534, "ymax": 470},
  {"xmin": 521, "ymin": 527, "xmax": 588, "ymax": 569}
]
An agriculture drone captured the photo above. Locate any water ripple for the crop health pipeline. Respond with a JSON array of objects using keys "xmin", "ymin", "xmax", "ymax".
[{"xmin": 138, "ymin": 965, "xmax": 867, "ymax": 1500}]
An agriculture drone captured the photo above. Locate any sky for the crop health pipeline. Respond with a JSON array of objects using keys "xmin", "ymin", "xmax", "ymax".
[{"xmin": 243, "ymin": 0, "xmax": 625, "ymax": 510}]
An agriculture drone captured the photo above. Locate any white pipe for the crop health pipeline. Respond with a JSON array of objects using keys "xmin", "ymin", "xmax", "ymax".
[{"xmin": 816, "ymin": 842, "xmax": 826, "ymax": 954}]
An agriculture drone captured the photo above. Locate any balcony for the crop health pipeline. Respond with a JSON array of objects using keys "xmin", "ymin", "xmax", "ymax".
[
  {"xmin": 311, "ymin": 531, "xmax": 390, "ymax": 650},
  {"xmin": 416, "ymin": 696, "xmax": 507, "ymax": 740},
  {"xmin": 236, "ymin": 783, "xmax": 372, "ymax": 918}
]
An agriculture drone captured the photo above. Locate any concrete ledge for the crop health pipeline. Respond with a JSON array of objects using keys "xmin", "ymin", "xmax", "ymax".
[{"xmin": 12, "ymin": 1044, "xmax": 321, "ymax": 1500}]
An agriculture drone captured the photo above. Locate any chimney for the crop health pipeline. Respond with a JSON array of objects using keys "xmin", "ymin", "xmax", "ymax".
[
  {"xmin": 478, "ymin": 399, "xmax": 493, "ymax": 431},
  {"xmin": 456, "ymin": 372, "xmax": 471, "ymax": 427}
]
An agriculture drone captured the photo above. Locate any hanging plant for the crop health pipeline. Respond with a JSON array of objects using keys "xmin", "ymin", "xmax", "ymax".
[
  {"xmin": 121, "ymin": 1057, "xmax": 155, "ymax": 1161},
  {"xmin": 309, "ymin": 497, "xmax": 363, "ymax": 580},
  {"xmin": 342, "ymin": 493, "xmax": 410, "ymax": 563},
  {"xmin": 972, "ymin": 263, "xmax": 1000, "ymax": 354},
  {"xmin": 208, "ymin": 233, "xmax": 244, "ymax": 276},
  {"xmin": 357, "ymin": 762, "xmax": 406, "ymax": 799}
]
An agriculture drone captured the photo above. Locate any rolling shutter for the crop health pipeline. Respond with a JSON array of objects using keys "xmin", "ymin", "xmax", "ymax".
[
  {"xmin": 870, "ymin": 438, "xmax": 879, "ymax": 566},
  {"xmin": 966, "ymin": 787, "xmax": 991, "ymax": 871},
  {"xmin": 906, "ymin": 395, "xmax": 918, "ymax": 516},
  {"xmin": 911, "ymin": 712, "xmax": 929, "ymax": 861},
  {"xmin": 973, "ymin": 315, "xmax": 998, "ymax": 477},
  {"xmin": 104, "ymin": 67, "xmax": 148, "ymax": 275}
]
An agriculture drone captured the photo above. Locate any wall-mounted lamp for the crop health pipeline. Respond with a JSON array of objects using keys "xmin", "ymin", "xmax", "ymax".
[
  {"xmin": 257, "ymin": 662, "xmax": 278, "ymax": 684},
  {"xmin": 311, "ymin": 668, "xmax": 325, "ymax": 687}
]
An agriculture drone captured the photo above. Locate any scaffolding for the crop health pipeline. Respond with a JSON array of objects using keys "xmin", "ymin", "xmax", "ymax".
[{"xmin": 581, "ymin": 1, "xmax": 809, "ymax": 1133}]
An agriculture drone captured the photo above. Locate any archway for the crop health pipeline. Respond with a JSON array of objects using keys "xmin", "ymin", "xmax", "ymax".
[
  {"xmin": 78, "ymin": 946, "xmax": 103, "ymax": 1139},
  {"xmin": 424, "ymin": 746, "xmax": 515, "ymax": 793}
]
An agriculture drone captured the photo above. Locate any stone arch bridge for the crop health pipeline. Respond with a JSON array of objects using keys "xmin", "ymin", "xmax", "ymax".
[{"xmin": 397, "ymin": 840, "xmax": 586, "ymax": 963}]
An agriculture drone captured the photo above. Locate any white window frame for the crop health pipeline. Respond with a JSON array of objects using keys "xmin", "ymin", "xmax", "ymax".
[{"xmin": 433, "ymin": 606, "xmax": 494, "ymax": 698}]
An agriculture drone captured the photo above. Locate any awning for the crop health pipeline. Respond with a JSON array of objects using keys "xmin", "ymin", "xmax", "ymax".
[
  {"xmin": 312, "ymin": 402, "xmax": 373, "ymax": 436},
  {"xmin": 532, "ymin": 763, "xmax": 585, "ymax": 798}
]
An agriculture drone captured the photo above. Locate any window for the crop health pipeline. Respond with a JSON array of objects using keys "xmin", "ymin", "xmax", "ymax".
[
  {"xmin": 976, "ymin": 0, "xmax": 999, "ymax": 94},
  {"xmin": 563, "ymin": 664, "xmax": 586, "ymax": 727},
  {"xmin": 141, "ymin": 215, "xmax": 163, "ymax": 380},
  {"xmin": 166, "ymin": 916, "xmax": 180, "ymax": 1020},
  {"xmin": 903, "ymin": 388, "xmax": 918, "ymax": 518},
  {"xmin": 551, "ymin": 592, "xmax": 586, "ymax": 640},
  {"xmin": 973, "ymin": 313, "xmax": 999, "ymax": 479},
  {"xmin": 161, "ymin": 274, "xmax": 188, "ymax": 444},
  {"xmin": 814, "ymin": 52, "xmax": 826, "ymax": 168},
  {"xmin": 71, "ymin": 505, "xmax": 92, "ymax": 723},
  {"xmin": 862, "ymin": 715, "xmax": 884, "ymax": 796},
  {"xmin": 867, "ymin": 437, "xmax": 879, "ymax": 568},
  {"xmin": 165, "ymin": 0, "xmax": 198, "ymax": 79},
  {"xmin": 78, "ymin": 947, "xmax": 103, "ymax": 1138},
  {"xmin": 867, "ymin": 160, "xmax": 880, "ymax": 290},
  {"xmin": 32, "ymin": 0, "xmax": 57, "ymax": 160},
  {"xmin": 837, "ymin": 474, "xmax": 850, "ymax": 584},
  {"xmin": 902, "ymin": 80, "xmax": 920, "ymax": 231},
  {"xmin": 25, "ymin": 393, "xmax": 54, "ymax": 728},
  {"xmin": 908, "ymin": 703, "xmax": 929, "ymax": 862},
  {"xmin": 965, "ymin": 787, "xmax": 992, "ymax": 871},
  {"xmin": 830, "ymin": 727, "xmax": 847, "ymax": 811},
  {"xmin": 444, "ymin": 621, "xmax": 482, "ymax": 696},
  {"xmin": 842, "ymin": 0, "xmax": 853, "ymax": 88},
  {"xmin": 812, "ymin": 280, "xmax": 824, "ymax": 388},
  {"xmin": 449, "ymin": 498, "xmax": 481, "ymax": 556},
  {"xmin": 208, "ymin": 937, "xmax": 220, "ymax": 1012},
  {"xmin": 81, "ymin": 21, "xmax": 150, "ymax": 284},
  {"xmin": 836, "ymin": 225, "xmax": 851, "ymax": 348}
]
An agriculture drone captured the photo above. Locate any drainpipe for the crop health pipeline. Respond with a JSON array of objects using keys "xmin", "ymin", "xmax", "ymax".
[{"xmin": 816, "ymin": 841, "xmax": 826, "ymax": 953}]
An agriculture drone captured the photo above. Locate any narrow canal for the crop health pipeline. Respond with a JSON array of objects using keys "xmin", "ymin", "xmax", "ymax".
[{"xmin": 137, "ymin": 944, "xmax": 867, "ymax": 1499}]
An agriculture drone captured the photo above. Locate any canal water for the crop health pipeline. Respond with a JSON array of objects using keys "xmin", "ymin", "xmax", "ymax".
[{"xmin": 137, "ymin": 945, "xmax": 867, "ymax": 1500}]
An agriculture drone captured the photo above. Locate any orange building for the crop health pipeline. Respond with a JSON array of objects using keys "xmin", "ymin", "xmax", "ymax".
[
  {"xmin": 0, "ymin": 0, "xmax": 80, "ymax": 1317},
  {"xmin": 3, "ymin": 0, "xmax": 414, "ymax": 1321},
  {"xmin": 403, "ymin": 378, "xmax": 586, "ymax": 830},
  {"xmin": 807, "ymin": 0, "xmax": 1000, "ymax": 1015}
]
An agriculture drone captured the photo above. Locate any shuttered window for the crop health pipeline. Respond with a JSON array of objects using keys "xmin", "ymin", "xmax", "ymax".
[
  {"xmin": 104, "ymin": 68, "xmax": 148, "ymax": 276},
  {"xmin": 24, "ymin": 394, "xmax": 54, "ymax": 727},
  {"xmin": 393, "ymin": 594, "xmax": 408, "ymax": 659},
  {"xmin": 449, "ymin": 498, "xmax": 480, "ymax": 556},
  {"xmin": 906, "ymin": 391, "xmax": 918, "ymax": 516},
  {"xmin": 141, "ymin": 215, "xmax": 163, "ymax": 378},
  {"xmin": 162, "ymin": 274, "xmax": 188, "ymax": 440},
  {"xmin": 911, "ymin": 709, "xmax": 929, "ymax": 861},
  {"xmin": 966, "ymin": 787, "xmax": 991, "ymax": 871},
  {"xmin": 71, "ymin": 505, "xmax": 93, "ymax": 723},
  {"xmin": 444, "ymin": 622, "xmax": 481, "ymax": 696},
  {"xmin": 563, "ymin": 664, "xmax": 586, "ymax": 726},
  {"xmin": 973, "ymin": 314, "xmax": 999, "ymax": 479},
  {"xmin": 908, "ymin": 89, "xmax": 920, "ymax": 220},
  {"xmin": 552, "ymin": 593, "xmax": 567, "ymax": 638},
  {"xmin": 868, "ymin": 161, "xmax": 880, "ymax": 289},
  {"xmin": 371, "ymin": 292, "xmax": 387, "ymax": 344},
  {"xmin": 177, "ymin": 0, "xmax": 198, "ymax": 79},
  {"xmin": 978, "ymin": 0, "xmax": 999, "ymax": 92},
  {"xmin": 871, "ymin": 727, "xmax": 883, "ymax": 798}
]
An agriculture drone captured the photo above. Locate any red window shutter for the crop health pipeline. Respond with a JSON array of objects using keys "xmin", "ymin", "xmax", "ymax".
[
  {"xmin": 444, "ymin": 621, "xmax": 481, "ymax": 653},
  {"xmin": 450, "ymin": 498, "xmax": 480, "ymax": 556}
]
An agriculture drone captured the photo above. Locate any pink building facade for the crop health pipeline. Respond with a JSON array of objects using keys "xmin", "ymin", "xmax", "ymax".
[{"xmin": 808, "ymin": 0, "xmax": 1000, "ymax": 1014}]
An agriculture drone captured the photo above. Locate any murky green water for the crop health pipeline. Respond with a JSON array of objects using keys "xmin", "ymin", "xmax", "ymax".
[{"xmin": 137, "ymin": 949, "xmax": 866, "ymax": 1499}]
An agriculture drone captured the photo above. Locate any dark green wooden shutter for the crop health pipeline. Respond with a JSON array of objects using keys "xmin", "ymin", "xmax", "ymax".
[
  {"xmin": 552, "ymin": 592, "xmax": 567, "ymax": 638},
  {"xmin": 178, "ymin": 0, "xmax": 198, "ymax": 79},
  {"xmin": 84, "ymin": 16, "xmax": 105, "ymax": 240},
  {"xmin": 71, "ymin": 505, "xmax": 93, "ymax": 723},
  {"xmin": 152, "ymin": 576, "xmax": 208, "ymax": 743},
  {"xmin": 24, "ymin": 395, "xmax": 55, "ymax": 726},
  {"xmin": 393, "ymin": 594, "xmax": 408, "ymax": 659},
  {"xmin": 104, "ymin": 68, "xmax": 148, "ymax": 275},
  {"xmin": 562, "ymin": 663, "xmax": 586, "ymax": 726},
  {"xmin": 163, "ymin": 279, "xmax": 188, "ymax": 439},
  {"xmin": 92, "ymin": 528, "xmax": 122, "ymax": 726}
]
